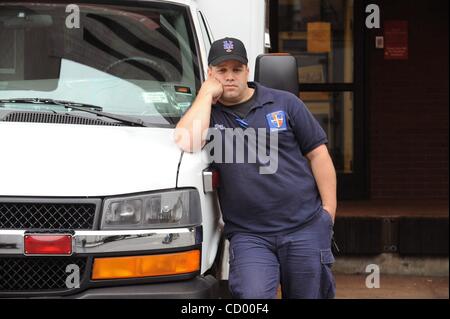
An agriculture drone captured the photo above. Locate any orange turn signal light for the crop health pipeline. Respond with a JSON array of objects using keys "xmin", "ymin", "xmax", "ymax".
[{"xmin": 92, "ymin": 250, "xmax": 200, "ymax": 280}]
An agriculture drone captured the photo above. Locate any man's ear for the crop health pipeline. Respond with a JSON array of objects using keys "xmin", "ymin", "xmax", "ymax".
[{"xmin": 207, "ymin": 66, "xmax": 213, "ymax": 78}]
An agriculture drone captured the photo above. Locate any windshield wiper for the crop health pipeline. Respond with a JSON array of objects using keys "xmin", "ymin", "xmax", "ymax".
[
  {"xmin": 0, "ymin": 98, "xmax": 148, "ymax": 127},
  {"xmin": 63, "ymin": 105, "xmax": 148, "ymax": 127},
  {"xmin": 0, "ymin": 98, "xmax": 103, "ymax": 111}
]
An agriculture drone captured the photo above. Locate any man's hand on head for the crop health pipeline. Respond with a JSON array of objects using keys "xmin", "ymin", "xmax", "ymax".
[{"xmin": 200, "ymin": 77, "xmax": 223, "ymax": 104}]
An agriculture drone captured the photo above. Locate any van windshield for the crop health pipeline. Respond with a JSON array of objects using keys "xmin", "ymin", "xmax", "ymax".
[{"xmin": 0, "ymin": 2, "xmax": 202, "ymax": 126}]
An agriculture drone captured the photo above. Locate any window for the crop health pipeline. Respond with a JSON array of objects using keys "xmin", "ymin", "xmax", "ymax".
[
  {"xmin": 300, "ymin": 91, "xmax": 353, "ymax": 173},
  {"xmin": 276, "ymin": 0, "xmax": 354, "ymax": 173},
  {"xmin": 0, "ymin": 2, "xmax": 202, "ymax": 125},
  {"xmin": 272, "ymin": 0, "xmax": 366, "ymax": 198}
]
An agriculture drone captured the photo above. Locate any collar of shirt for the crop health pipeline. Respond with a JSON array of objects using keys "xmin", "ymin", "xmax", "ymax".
[{"xmin": 214, "ymin": 82, "xmax": 274, "ymax": 117}]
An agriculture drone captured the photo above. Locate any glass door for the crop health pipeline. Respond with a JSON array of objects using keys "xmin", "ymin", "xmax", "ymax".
[{"xmin": 270, "ymin": 0, "xmax": 366, "ymax": 199}]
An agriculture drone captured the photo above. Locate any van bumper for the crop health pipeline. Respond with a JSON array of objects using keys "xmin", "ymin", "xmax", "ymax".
[{"xmin": 71, "ymin": 275, "xmax": 218, "ymax": 299}]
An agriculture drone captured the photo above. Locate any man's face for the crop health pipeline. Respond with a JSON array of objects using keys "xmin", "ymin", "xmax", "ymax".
[{"xmin": 208, "ymin": 60, "xmax": 250, "ymax": 104}]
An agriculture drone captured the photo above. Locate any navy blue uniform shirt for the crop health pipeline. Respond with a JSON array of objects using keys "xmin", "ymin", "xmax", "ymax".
[{"xmin": 208, "ymin": 82, "xmax": 328, "ymax": 238}]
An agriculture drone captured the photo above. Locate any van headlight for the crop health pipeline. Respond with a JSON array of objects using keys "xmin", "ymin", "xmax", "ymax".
[{"xmin": 101, "ymin": 189, "xmax": 202, "ymax": 229}]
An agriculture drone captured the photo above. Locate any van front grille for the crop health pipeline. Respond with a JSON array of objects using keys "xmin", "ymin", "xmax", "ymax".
[
  {"xmin": 0, "ymin": 257, "xmax": 87, "ymax": 292},
  {"xmin": 0, "ymin": 202, "xmax": 97, "ymax": 230}
]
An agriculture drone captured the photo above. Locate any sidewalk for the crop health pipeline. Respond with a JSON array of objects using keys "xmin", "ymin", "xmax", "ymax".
[
  {"xmin": 220, "ymin": 274, "xmax": 449, "ymax": 299},
  {"xmin": 334, "ymin": 274, "xmax": 449, "ymax": 299}
]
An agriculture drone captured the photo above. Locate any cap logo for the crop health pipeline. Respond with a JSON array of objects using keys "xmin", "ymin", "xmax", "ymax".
[{"xmin": 223, "ymin": 40, "xmax": 234, "ymax": 53}]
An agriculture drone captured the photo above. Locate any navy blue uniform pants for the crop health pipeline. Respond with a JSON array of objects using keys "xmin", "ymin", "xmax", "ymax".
[{"xmin": 228, "ymin": 208, "xmax": 336, "ymax": 299}]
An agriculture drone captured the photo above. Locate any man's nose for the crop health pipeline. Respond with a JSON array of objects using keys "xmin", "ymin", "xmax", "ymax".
[{"xmin": 225, "ymin": 72, "xmax": 235, "ymax": 81}]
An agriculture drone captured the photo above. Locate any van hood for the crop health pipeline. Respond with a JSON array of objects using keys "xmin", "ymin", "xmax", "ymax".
[{"xmin": 0, "ymin": 122, "xmax": 181, "ymax": 197}]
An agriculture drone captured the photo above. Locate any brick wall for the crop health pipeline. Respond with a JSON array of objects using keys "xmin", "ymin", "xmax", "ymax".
[{"xmin": 367, "ymin": 0, "xmax": 449, "ymax": 199}]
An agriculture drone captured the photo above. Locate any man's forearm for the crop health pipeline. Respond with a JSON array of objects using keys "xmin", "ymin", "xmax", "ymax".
[
  {"xmin": 174, "ymin": 91, "xmax": 213, "ymax": 152},
  {"xmin": 309, "ymin": 147, "xmax": 337, "ymax": 219}
]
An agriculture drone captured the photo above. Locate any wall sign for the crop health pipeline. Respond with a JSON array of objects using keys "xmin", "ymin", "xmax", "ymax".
[
  {"xmin": 384, "ymin": 20, "xmax": 408, "ymax": 60},
  {"xmin": 307, "ymin": 22, "xmax": 331, "ymax": 53}
]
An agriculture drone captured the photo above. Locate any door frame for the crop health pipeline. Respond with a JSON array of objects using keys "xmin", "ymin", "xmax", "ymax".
[{"xmin": 269, "ymin": 0, "xmax": 369, "ymax": 200}]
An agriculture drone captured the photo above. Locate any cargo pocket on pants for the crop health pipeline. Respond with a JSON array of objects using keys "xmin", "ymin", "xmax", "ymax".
[{"xmin": 320, "ymin": 248, "xmax": 336, "ymax": 299}]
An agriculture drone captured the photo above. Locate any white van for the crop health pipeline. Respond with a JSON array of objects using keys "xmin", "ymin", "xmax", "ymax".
[{"xmin": 0, "ymin": 0, "xmax": 271, "ymax": 298}]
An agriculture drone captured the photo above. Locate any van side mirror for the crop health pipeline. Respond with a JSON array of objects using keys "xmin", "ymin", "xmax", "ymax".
[{"xmin": 254, "ymin": 54, "xmax": 299, "ymax": 96}]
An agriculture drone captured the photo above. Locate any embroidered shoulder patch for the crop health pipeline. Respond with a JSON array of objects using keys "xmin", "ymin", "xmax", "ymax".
[{"xmin": 266, "ymin": 111, "xmax": 287, "ymax": 132}]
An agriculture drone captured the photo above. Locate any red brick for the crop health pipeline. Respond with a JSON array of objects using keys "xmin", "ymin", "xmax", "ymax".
[{"xmin": 367, "ymin": 0, "xmax": 448, "ymax": 200}]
